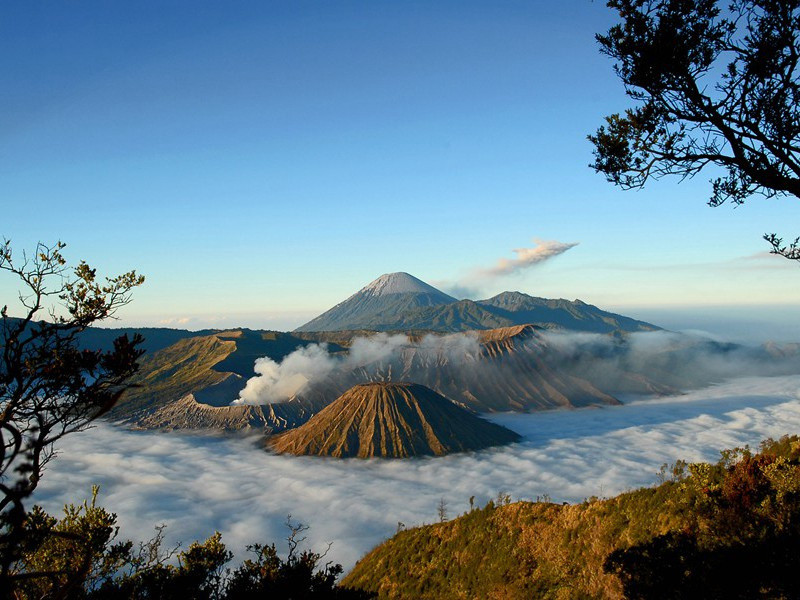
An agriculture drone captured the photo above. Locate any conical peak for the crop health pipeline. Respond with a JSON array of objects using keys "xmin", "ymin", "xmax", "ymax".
[
  {"xmin": 268, "ymin": 381, "xmax": 520, "ymax": 458},
  {"xmin": 360, "ymin": 273, "xmax": 450, "ymax": 298},
  {"xmin": 341, "ymin": 382, "xmax": 425, "ymax": 404}
]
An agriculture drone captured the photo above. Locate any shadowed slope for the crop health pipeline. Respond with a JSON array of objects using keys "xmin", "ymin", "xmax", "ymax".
[
  {"xmin": 479, "ymin": 291, "xmax": 659, "ymax": 333},
  {"xmin": 268, "ymin": 382, "xmax": 520, "ymax": 458},
  {"xmin": 111, "ymin": 330, "xmax": 343, "ymax": 431}
]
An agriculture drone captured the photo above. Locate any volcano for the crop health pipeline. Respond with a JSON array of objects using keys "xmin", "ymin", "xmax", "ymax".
[
  {"xmin": 295, "ymin": 272, "xmax": 457, "ymax": 332},
  {"xmin": 295, "ymin": 273, "xmax": 658, "ymax": 333},
  {"xmin": 267, "ymin": 382, "xmax": 520, "ymax": 458}
]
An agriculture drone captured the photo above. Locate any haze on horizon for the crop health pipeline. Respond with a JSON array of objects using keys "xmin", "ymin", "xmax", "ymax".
[{"xmin": 2, "ymin": 1, "xmax": 799, "ymax": 339}]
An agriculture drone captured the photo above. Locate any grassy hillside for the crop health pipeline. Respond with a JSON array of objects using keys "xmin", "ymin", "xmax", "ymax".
[
  {"xmin": 343, "ymin": 436, "xmax": 800, "ymax": 599},
  {"xmin": 112, "ymin": 334, "xmax": 236, "ymax": 417}
]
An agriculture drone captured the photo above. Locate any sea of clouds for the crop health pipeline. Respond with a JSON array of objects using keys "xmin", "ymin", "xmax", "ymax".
[{"xmin": 32, "ymin": 374, "xmax": 800, "ymax": 572}]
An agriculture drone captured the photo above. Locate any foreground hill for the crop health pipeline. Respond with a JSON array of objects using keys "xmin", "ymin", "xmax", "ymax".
[
  {"xmin": 268, "ymin": 382, "xmax": 520, "ymax": 458},
  {"xmin": 295, "ymin": 272, "xmax": 658, "ymax": 333},
  {"xmin": 343, "ymin": 436, "xmax": 800, "ymax": 599}
]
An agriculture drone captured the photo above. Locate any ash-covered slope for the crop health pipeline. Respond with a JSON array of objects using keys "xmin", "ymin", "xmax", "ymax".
[
  {"xmin": 295, "ymin": 272, "xmax": 457, "ymax": 332},
  {"xmin": 268, "ymin": 382, "xmax": 520, "ymax": 458},
  {"xmin": 294, "ymin": 325, "xmax": 623, "ymax": 413},
  {"xmin": 129, "ymin": 393, "xmax": 311, "ymax": 432}
]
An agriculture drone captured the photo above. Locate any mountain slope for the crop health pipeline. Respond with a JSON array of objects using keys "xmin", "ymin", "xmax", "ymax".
[
  {"xmin": 111, "ymin": 329, "xmax": 343, "ymax": 431},
  {"xmin": 294, "ymin": 325, "xmax": 623, "ymax": 414},
  {"xmin": 295, "ymin": 273, "xmax": 658, "ymax": 333},
  {"xmin": 295, "ymin": 272, "xmax": 456, "ymax": 332},
  {"xmin": 268, "ymin": 382, "xmax": 520, "ymax": 458},
  {"xmin": 479, "ymin": 291, "xmax": 658, "ymax": 333},
  {"xmin": 119, "ymin": 325, "xmax": 634, "ymax": 433},
  {"xmin": 343, "ymin": 435, "xmax": 800, "ymax": 599},
  {"xmin": 352, "ymin": 299, "xmax": 514, "ymax": 332}
]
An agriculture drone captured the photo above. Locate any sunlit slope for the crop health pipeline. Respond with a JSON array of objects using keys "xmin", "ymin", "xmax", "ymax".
[
  {"xmin": 112, "ymin": 329, "xmax": 341, "ymax": 431},
  {"xmin": 268, "ymin": 382, "xmax": 520, "ymax": 458},
  {"xmin": 112, "ymin": 333, "xmax": 235, "ymax": 417},
  {"xmin": 343, "ymin": 436, "xmax": 800, "ymax": 599}
]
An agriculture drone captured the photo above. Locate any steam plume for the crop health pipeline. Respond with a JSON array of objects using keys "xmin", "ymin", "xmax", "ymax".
[{"xmin": 478, "ymin": 238, "xmax": 578, "ymax": 278}]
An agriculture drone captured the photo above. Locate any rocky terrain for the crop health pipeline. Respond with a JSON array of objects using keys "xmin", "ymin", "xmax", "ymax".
[{"xmin": 268, "ymin": 382, "xmax": 520, "ymax": 458}]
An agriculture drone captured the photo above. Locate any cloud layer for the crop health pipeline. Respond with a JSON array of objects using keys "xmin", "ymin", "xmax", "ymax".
[{"xmin": 33, "ymin": 375, "xmax": 800, "ymax": 573}]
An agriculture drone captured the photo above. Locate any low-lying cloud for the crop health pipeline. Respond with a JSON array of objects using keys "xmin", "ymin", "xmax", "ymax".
[{"xmin": 33, "ymin": 375, "xmax": 800, "ymax": 573}]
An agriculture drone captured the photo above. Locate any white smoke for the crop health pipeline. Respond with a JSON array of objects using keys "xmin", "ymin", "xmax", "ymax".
[
  {"xmin": 233, "ymin": 327, "xmax": 800, "ymax": 406},
  {"xmin": 478, "ymin": 238, "xmax": 579, "ymax": 278},
  {"xmin": 437, "ymin": 237, "xmax": 579, "ymax": 297},
  {"xmin": 234, "ymin": 332, "xmax": 482, "ymax": 405},
  {"xmin": 235, "ymin": 344, "xmax": 337, "ymax": 404}
]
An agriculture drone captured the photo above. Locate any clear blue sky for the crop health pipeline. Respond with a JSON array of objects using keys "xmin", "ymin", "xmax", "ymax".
[{"xmin": 2, "ymin": 1, "xmax": 799, "ymax": 338}]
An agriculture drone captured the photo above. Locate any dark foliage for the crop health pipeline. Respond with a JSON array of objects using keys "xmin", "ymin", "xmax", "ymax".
[
  {"xmin": 590, "ymin": 0, "xmax": 800, "ymax": 260},
  {"xmin": 0, "ymin": 240, "xmax": 145, "ymax": 592},
  {"xmin": 606, "ymin": 530, "xmax": 800, "ymax": 599},
  {"xmin": 606, "ymin": 437, "xmax": 800, "ymax": 599},
  {"xmin": 8, "ymin": 493, "xmax": 372, "ymax": 600}
]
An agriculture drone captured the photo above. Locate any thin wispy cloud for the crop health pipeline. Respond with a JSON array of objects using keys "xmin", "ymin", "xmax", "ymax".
[
  {"xmin": 33, "ymin": 375, "xmax": 800, "ymax": 573},
  {"xmin": 437, "ymin": 238, "xmax": 579, "ymax": 298},
  {"xmin": 477, "ymin": 238, "xmax": 579, "ymax": 278}
]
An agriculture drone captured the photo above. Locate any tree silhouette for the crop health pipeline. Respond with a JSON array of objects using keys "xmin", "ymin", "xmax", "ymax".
[
  {"xmin": 589, "ymin": 0, "xmax": 800, "ymax": 260},
  {"xmin": 0, "ymin": 240, "xmax": 145, "ymax": 590}
]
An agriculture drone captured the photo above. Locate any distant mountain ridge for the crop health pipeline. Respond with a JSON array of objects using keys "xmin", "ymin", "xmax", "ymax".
[
  {"xmin": 295, "ymin": 272, "xmax": 659, "ymax": 334},
  {"xmin": 296, "ymin": 272, "xmax": 457, "ymax": 332}
]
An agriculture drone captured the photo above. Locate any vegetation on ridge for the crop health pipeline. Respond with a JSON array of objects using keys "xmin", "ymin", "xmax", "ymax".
[
  {"xmin": 7, "ymin": 488, "xmax": 372, "ymax": 599},
  {"xmin": 343, "ymin": 435, "xmax": 800, "ymax": 599}
]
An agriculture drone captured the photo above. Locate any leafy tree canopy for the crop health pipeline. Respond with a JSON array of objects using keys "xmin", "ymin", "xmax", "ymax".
[
  {"xmin": 1, "ymin": 240, "xmax": 145, "ymax": 590},
  {"xmin": 589, "ymin": 0, "xmax": 800, "ymax": 260}
]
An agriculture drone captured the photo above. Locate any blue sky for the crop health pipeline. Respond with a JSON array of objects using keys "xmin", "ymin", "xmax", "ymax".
[{"xmin": 2, "ymin": 1, "xmax": 799, "ymax": 338}]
